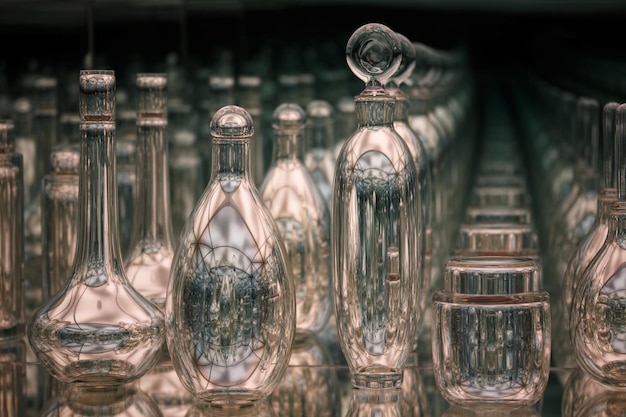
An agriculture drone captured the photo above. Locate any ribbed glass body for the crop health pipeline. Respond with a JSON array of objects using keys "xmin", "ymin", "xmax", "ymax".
[
  {"xmin": 166, "ymin": 105, "xmax": 295, "ymax": 405},
  {"xmin": 260, "ymin": 103, "xmax": 332, "ymax": 335},
  {"xmin": 28, "ymin": 70, "xmax": 165, "ymax": 386},
  {"xmin": 333, "ymin": 23, "xmax": 422, "ymax": 389}
]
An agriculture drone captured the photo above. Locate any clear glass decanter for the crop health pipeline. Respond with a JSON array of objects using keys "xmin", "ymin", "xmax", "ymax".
[
  {"xmin": 237, "ymin": 75, "xmax": 266, "ymax": 186},
  {"xmin": 124, "ymin": 74, "xmax": 175, "ymax": 313},
  {"xmin": 0, "ymin": 119, "xmax": 24, "ymax": 338},
  {"xmin": 0, "ymin": 339, "xmax": 26, "ymax": 416},
  {"xmin": 165, "ymin": 105, "xmax": 295, "ymax": 405},
  {"xmin": 259, "ymin": 102, "xmax": 332, "ymax": 336},
  {"xmin": 304, "ymin": 99, "xmax": 336, "ymax": 206},
  {"xmin": 116, "ymin": 108, "xmax": 137, "ymax": 258},
  {"xmin": 570, "ymin": 102, "xmax": 626, "ymax": 387},
  {"xmin": 28, "ymin": 70, "xmax": 165, "ymax": 386},
  {"xmin": 12, "ymin": 97, "xmax": 36, "ymax": 210},
  {"xmin": 333, "ymin": 23, "xmax": 422, "ymax": 389}
]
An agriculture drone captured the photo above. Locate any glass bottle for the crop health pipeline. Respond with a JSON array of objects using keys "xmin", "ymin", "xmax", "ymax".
[
  {"xmin": 41, "ymin": 142, "xmax": 80, "ymax": 300},
  {"xmin": 165, "ymin": 105, "xmax": 295, "ymax": 405},
  {"xmin": 24, "ymin": 75, "xmax": 58, "ymax": 320},
  {"xmin": 570, "ymin": 103, "xmax": 626, "ymax": 387},
  {"xmin": 384, "ymin": 31, "xmax": 433, "ymax": 354},
  {"xmin": 12, "ymin": 97, "xmax": 36, "ymax": 210},
  {"xmin": 304, "ymin": 99, "xmax": 335, "ymax": 206},
  {"xmin": 432, "ymin": 256, "xmax": 551, "ymax": 407},
  {"xmin": 333, "ymin": 23, "xmax": 422, "ymax": 389},
  {"xmin": 0, "ymin": 339, "xmax": 26, "ymax": 417},
  {"xmin": 237, "ymin": 75, "xmax": 266, "ymax": 185},
  {"xmin": 187, "ymin": 398, "xmax": 274, "ymax": 417},
  {"xmin": 116, "ymin": 108, "xmax": 137, "ymax": 257},
  {"xmin": 28, "ymin": 70, "xmax": 165, "ymax": 386},
  {"xmin": 124, "ymin": 74, "xmax": 175, "ymax": 314},
  {"xmin": 563, "ymin": 101, "xmax": 619, "ymax": 316},
  {"xmin": 0, "ymin": 119, "xmax": 24, "ymax": 339},
  {"xmin": 332, "ymin": 95, "xmax": 356, "ymax": 162},
  {"xmin": 168, "ymin": 101, "xmax": 204, "ymax": 238},
  {"xmin": 260, "ymin": 102, "xmax": 332, "ymax": 336},
  {"xmin": 345, "ymin": 388, "xmax": 402, "ymax": 417}
]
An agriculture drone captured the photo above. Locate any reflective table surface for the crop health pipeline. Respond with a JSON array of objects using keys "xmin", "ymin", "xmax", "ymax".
[{"xmin": 0, "ymin": 330, "xmax": 602, "ymax": 417}]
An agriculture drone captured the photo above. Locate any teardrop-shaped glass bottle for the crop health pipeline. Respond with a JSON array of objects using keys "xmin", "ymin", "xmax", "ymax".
[
  {"xmin": 260, "ymin": 102, "xmax": 332, "ymax": 336},
  {"xmin": 124, "ymin": 74, "xmax": 175, "ymax": 314},
  {"xmin": 28, "ymin": 70, "xmax": 165, "ymax": 386},
  {"xmin": 333, "ymin": 23, "xmax": 422, "ymax": 389},
  {"xmin": 571, "ymin": 102, "xmax": 626, "ymax": 387},
  {"xmin": 165, "ymin": 105, "xmax": 295, "ymax": 405}
]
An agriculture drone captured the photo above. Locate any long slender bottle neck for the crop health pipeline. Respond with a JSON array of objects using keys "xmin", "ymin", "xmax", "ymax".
[
  {"xmin": 76, "ymin": 122, "xmax": 124, "ymax": 270},
  {"xmin": 132, "ymin": 118, "xmax": 174, "ymax": 249},
  {"xmin": 274, "ymin": 130, "xmax": 302, "ymax": 161}
]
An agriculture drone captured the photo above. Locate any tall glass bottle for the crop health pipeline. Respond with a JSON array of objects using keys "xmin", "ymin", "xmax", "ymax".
[
  {"xmin": 0, "ymin": 120, "xmax": 24, "ymax": 339},
  {"xmin": 124, "ymin": 74, "xmax": 175, "ymax": 314},
  {"xmin": 41, "ymin": 142, "xmax": 80, "ymax": 300},
  {"xmin": 571, "ymin": 103, "xmax": 626, "ymax": 387},
  {"xmin": 304, "ymin": 99, "xmax": 335, "ymax": 206},
  {"xmin": 166, "ymin": 105, "xmax": 295, "ymax": 405},
  {"xmin": 12, "ymin": 97, "xmax": 36, "ymax": 210},
  {"xmin": 333, "ymin": 23, "xmax": 422, "ymax": 389},
  {"xmin": 384, "ymin": 32, "xmax": 432, "ymax": 354},
  {"xmin": 116, "ymin": 108, "xmax": 137, "ymax": 257},
  {"xmin": 28, "ymin": 70, "xmax": 165, "ymax": 386},
  {"xmin": 260, "ymin": 102, "xmax": 332, "ymax": 336}
]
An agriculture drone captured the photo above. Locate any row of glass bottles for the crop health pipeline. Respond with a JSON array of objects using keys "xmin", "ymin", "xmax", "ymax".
[{"xmin": 1, "ymin": 22, "xmax": 476, "ymax": 412}]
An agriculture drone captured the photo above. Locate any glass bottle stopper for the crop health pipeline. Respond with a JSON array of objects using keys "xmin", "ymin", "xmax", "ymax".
[
  {"xmin": 0, "ymin": 119, "xmax": 15, "ymax": 152},
  {"xmin": 210, "ymin": 104, "xmax": 254, "ymax": 139},
  {"xmin": 79, "ymin": 70, "xmax": 115, "ymax": 122},
  {"xmin": 137, "ymin": 74, "xmax": 167, "ymax": 119},
  {"xmin": 387, "ymin": 32, "xmax": 416, "ymax": 89},
  {"xmin": 346, "ymin": 23, "xmax": 402, "ymax": 93}
]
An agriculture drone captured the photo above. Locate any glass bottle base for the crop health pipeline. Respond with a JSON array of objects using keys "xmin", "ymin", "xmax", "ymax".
[
  {"xmin": 61, "ymin": 359, "xmax": 137, "ymax": 386},
  {"xmin": 352, "ymin": 367, "xmax": 403, "ymax": 389}
]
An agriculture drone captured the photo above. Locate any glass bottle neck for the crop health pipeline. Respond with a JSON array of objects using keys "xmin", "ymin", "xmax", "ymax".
[
  {"xmin": 76, "ymin": 121, "xmax": 124, "ymax": 269},
  {"xmin": 131, "ymin": 119, "xmax": 174, "ymax": 248},
  {"xmin": 274, "ymin": 131, "xmax": 303, "ymax": 161},
  {"xmin": 211, "ymin": 139, "xmax": 252, "ymax": 180},
  {"xmin": 394, "ymin": 95, "xmax": 410, "ymax": 123},
  {"xmin": 355, "ymin": 95, "xmax": 395, "ymax": 128}
]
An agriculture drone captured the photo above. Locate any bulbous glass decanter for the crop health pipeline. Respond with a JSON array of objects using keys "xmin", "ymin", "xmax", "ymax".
[
  {"xmin": 165, "ymin": 105, "xmax": 295, "ymax": 405},
  {"xmin": 0, "ymin": 119, "xmax": 24, "ymax": 339},
  {"xmin": 333, "ymin": 23, "xmax": 422, "ymax": 389},
  {"xmin": 571, "ymin": 103, "xmax": 626, "ymax": 387},
  {"xmin": 28, "ymin": 70, "xmax": 165, "ymax": 386},
  {"xmin": 124, "ymin": 74, "xmax": 175, "ymax": 313},
  {"xmin": 259, "ymin": 102, "xmax": 332, "ymax": 336},
  {"xmin": 303, "ymin": 99, "xmax": 336, "ymax": 206}
]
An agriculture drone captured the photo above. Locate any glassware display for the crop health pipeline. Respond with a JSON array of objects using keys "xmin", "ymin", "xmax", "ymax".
[
  {"xmin": 345, "ymin": 388, "xmax": 402, "ymax": 417},
  {"xmin": 237, "ymin": 74, "xmax": 266, "ymax": 186},
  {"xmin": 12, "ymin": 97, "xmax": 36, "ymax": 210},
  {"xmin": 41, "ymin": 141, "xmax": 80, "ymax": 300},
  {"xmin": 165, "ymin": 105, "xmax": 295, "ymax": 405},
  {"xmin": 24, "ymin": 75, "xmax": 59, "ymax": 321},
  {"xmin": 39, "ymin": 383, "xmax": 163, "ymax": 417},
  {"xmin": 115, "ymin": 108, "xmax": 137, "ymax": 257},
  {"xmin": 0, "ymin": 119, "xmax": 24, "ymax": 339},
  {"xmin": 432, "ymin": 256, "xmax": 551, "ymax": 407},
  {"xmin": 0, "ymin": 339, "xmax": 26, "ymax": 417},
  {"xmin": 561, "ymin": 368, "xmax": 624, "ymax": 417},
  {"xmin": 260, "ymin": 102, "xmax": 332, "ymax": 335},
  {"xmin": 441, "ymin": 405, "xmax": 541, "ymax": 417},
  {"xmin": 28, "ymin": 70, "xmax": 165, "ymax": 386},
  {"xmin": 384, "ymin": 32, "xmax": 432, "ymax": 350},
  {"xmin": 333, "ymin": 23, "xmax": 422, "ymax": 389},
  {"xmin": 137, "ymin": 358, "xmax": 194, "ymax": 417},
  {"xmin": 570, "ymin": 102, "xmax": 626, "ymax": 387},
  {"xmin": 303, "ymin": 99, "xmax": 336, "ymax": 207},
  {"xmin": 168, "ymin": 101, "xmax": 204, "ymax": 238},
  {"xmin": 186, "ymin": 398, "xmax": 274, "ymax": 417},
  {"xmin": 123, "ymin": 74, "xmax": 175, "ymax": 313},
  {"xmin": 268, "ymin": 334, "xmax": 339, "ymax": 417}
]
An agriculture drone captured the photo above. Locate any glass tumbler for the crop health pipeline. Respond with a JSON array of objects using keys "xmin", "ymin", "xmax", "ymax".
[{"xmin": 432, "ymin": 256, "xmax": 551, "ymax": 407}]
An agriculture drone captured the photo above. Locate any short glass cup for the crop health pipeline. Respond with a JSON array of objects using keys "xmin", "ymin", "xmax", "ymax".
[{"xmin": 432, "ymin": 256, "xmax": 551, "ymax": 407}]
